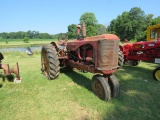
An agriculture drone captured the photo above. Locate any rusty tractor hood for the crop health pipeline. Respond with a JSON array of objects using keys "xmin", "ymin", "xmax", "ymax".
[{"xmin": 67, "ymin": 34, "xmax": 120, "ymax": 51}]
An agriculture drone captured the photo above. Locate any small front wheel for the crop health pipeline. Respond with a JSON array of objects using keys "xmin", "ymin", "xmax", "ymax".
[
  {"xmin": 91, "ymin": 74, "xmax": 111, "ymax": 101},
  {"xmin": 108, "ymin": 74, "xmax": 120, "ymax": 98},
  {"xmin": 153, "ymin": 67, "xmax": 160, "ymax": 81}
]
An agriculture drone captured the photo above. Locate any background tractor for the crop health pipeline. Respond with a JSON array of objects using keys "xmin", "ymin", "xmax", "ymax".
[
  {"xmin": 120, "ymin": 24, "xmax": 160, "ymax": 81},
  {"xmin": 41, "ymin": 23, "xmax": 124, "ymax": 101}
]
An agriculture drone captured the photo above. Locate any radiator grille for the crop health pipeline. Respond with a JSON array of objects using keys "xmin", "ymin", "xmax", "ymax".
[{"xmin": 98, "ymin": 39, "xmax": 119, "ymax": 70}]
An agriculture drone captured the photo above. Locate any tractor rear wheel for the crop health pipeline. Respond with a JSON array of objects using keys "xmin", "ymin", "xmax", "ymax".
[
  {"xmin": 91, "ymin": 74, "xmax": 111, "ymax": 101},
  {"xmin": 118, "ymin": 49, "xmax": 124, "ymax": 68},
  {"xmin": 153, "ymin": 67, "xmax": 160, "ymax": 81},
  {"xmin": 108, "ymin": 74, "xmax": 120, "ymax": 98},
  {"xmin": 41, "ymin": 44, "xmax": 60, "ymax": 80}
]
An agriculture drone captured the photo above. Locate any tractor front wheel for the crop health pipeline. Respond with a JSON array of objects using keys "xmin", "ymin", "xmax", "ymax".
[
  {"xmin": 108, "ymin": 74, "xmax": 120, "ymax": 98},
  {"xmin": 91, "ymin": 74, "xmax": 111, "ymax": 101},
  {"xmin": 153, "ymin": 67, "xmax": 160, "ymax": 81},
  {"xmin": 41, "ymin": 44, "xmax": 60, "ymax": 80}
]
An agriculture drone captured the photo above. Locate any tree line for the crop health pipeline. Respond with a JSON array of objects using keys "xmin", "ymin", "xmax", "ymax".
[
  {"xmin": 1, "ymin": 7, "xmax": 160, "ymax": 41},
  {"xmin": 0, "ymin": 30, "xmax": 53, "ymax": 39}
]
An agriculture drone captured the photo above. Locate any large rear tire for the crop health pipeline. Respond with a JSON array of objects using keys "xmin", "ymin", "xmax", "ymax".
[
  {"xmin": 108, "ymin": 74, "xmax": 120, "ymax": 98},
  {"xmin": 153, "ymin": 67, "xmax": 160, "ymax": 81},
  {"xmin": 91, "ymin": 74, "xmax": 111, "ymax": 101},
  {"xmin": 41, "ymin": 44, "xmax": 60, "ymax": 80}
]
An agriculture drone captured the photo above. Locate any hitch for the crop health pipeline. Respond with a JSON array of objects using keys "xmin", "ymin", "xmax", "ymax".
[{"xmin": 0, "ymin": 62, "xmax": 22, "ymax": 83}]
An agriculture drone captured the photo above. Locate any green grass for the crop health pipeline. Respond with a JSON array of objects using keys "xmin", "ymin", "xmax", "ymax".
[
  {"xmin": 0, "ymin": 39, "xmax": 57, "ymax": 48},
  {"xmin": 0, "ymin": 52, "xmax": 160, "ymax": 120}
]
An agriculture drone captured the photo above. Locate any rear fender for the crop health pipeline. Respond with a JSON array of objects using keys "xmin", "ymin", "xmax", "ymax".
[
  {"xmin": 122, "ymin": 43, "xmax": 133, "ymax": 54},
  {"xmin": 50, "ymin": 42, "xmax": 59, "ymax": 52},
  {"xmin": 119, "ymin": 45, "xmax": 123, "ymax": 52}
]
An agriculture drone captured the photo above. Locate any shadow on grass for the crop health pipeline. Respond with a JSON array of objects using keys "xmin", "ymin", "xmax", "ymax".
[
  {"xmin": 0, "ymin": 74, "xmax": 15, "ymax": 88},
  {"xmin": 102, "ymin": 64, "xmax": 160, "ymax": 120},
  {"xmin": 0, "ymin": 74, "xmax": 4, "ymax": 88},
  {"xmin": 6, "ymin": 75, "xmax": 14, "ymax": 82},
  {"xmin": 61, "ymin": 68, "xmax": 92, "ymax": 92},
  {"xmin": 59, "ymin": 63, "xmax": 160, "ymax": 119}
]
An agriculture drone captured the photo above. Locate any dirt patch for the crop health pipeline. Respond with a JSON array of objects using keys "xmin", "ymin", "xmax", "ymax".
[
  {"xmin": 67, "ymin": 101, "xmax": 99, "ymax": 120},
  {"xmin": 67, "ymin": 82, "xmax": 75, "ymax": 86}
]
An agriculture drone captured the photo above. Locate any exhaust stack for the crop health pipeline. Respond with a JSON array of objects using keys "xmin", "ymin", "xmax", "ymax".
[
  {"xmin": 77, "ymin": 24, "xmax": 81, "ymax": 39},
  {"xmin": 77, "ymin": 22, "xmax": 86, "ymax": 39}
]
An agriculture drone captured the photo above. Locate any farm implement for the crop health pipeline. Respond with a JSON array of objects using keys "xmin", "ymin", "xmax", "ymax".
[
  {"xmin": 0, "ymin": 52, "xmax": 22, "ymax": 83},
  {"xmin": 41, "ymin": 23, "xmax": 124, "ymax": 101},
  {"xmin": 120, "ymin": 24, "xmax": 160, "ymax": 81}
]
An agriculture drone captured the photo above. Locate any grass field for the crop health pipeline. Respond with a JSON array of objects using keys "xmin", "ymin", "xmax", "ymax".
[
  {"xmin": 0, "ymin": 52, "xmax": 160, "ymax": 120},
  {"xmin": 0, "ymin": 39, "xmax": 57, "ymax": 48}
]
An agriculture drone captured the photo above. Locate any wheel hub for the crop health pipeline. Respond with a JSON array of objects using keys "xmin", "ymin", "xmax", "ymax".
[{"xmin": 94, "ymin": 81, "xmax": 104, "ymax": 99}]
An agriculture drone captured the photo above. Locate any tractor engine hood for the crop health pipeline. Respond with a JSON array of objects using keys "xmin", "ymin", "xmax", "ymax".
[
  {"xmin": 67, "ymin": 34, "xmax": 120, "ymax": 51},
  {"xmin": 132, "ymin": 40, "xmax": 160, "ymax": 50}
]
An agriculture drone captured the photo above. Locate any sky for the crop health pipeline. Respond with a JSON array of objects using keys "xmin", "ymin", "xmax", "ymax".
[{"xmin": 0, "ymin": 0, "xmax": 159, "ymax": 34}]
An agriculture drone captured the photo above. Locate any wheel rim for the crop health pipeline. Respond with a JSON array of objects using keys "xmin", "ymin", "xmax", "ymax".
[
  {"xmin": 41, "ymin": 50, "xmax": 50, "ymax": 78},
  {"xmin": 155, "ymin": 70, "xmax": 160, "ymax": 81},
  {"xmin": 94, "ymin": 80, "xmax": 104, "ymax": 99}
]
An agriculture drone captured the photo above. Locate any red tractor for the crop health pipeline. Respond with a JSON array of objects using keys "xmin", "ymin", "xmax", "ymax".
[
  {"xmin": 0, "ymin": 52, "xmax": 21, "ymax": 83},
  {"xmin": 41, "ymin": 23, "xmax": 124, "ymax": 101},
  {"xmin": 120, "ymin": 24, "xmax": 160, "ymax": 81}
]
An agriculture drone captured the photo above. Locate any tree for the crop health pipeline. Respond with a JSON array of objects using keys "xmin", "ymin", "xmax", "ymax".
[
  {"xmin": 129, "ymin": 7, "xmax": 147, "ymax": 40},
  {"xmin": 80, "ymin": 12, "xmax": 97, "ymax": 26},
  {"xmin": 17, "ymin": 31, "xmax": 25, "ymax": 39},
  {"xmin": 67, "ymin": 24, "xmax": 77, "ymax": 39},
  {"xmin": 0, "ymin": 31, "xmax": 53, "ymax": 39},
  {"xmin": 1, "ymin": 32, "xmax": 9, "ymax": 39},
  {"xmin": 38, "ymin": 33, "xmax": 51, "ymax": 39},
  {"xmin": 97, "ymin": 24, "xmax": 106, "ymax": 35},
  {"xmin": 146, "ymin": 14, "xmax": 154, "ymax": 26},
  {"xmin": 79, "ymin": 12, "xmax": 98, "ymax": 37},
  {"xmin": 32, "ymin": 30, "xmax": 39, "ymax": 38},
  {"xmin": 23, "ymin": 37, "xmax": 29, "ymax": 43},
  {"xmin": 86, "ymin": 25, "xmax": 98, "ymax": 37},
  {"xmin": 26, "ymin": 30, "xmax": 33, "ymax": 39},
  {"xmin": 153, "ymin": 16, "xmax": 160, "ymax": 24},
  {"xmin": 108, "ymin": 7, "xmax": 150, "ymax": 41},
  {"xmin": 51, "ymin": 34, "xmax": 59, "ymax": 39},
  {"xmin": 9, "ymin": 32, "xmax": 16, "ymax": 39},
  {"xmin": 108, "ymin": 12, "xmax": 131, "ymax": 40},
  {"xmin": 58, "ymin": 33, "xmax": 67, "ymax": 40}
]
